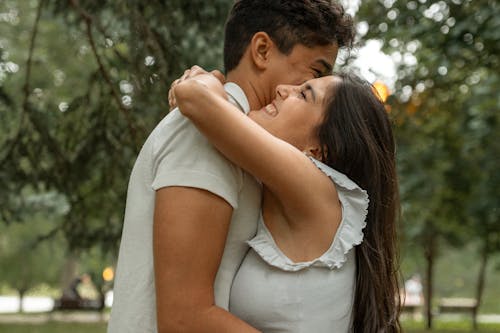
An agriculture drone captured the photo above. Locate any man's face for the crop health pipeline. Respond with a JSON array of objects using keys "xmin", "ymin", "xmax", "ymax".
[{"xmin": 265, "ymin": 43, "xmax": 338, "ymax": 102}]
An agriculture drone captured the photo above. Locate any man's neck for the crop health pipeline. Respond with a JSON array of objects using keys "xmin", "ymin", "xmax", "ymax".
[{"xmin": 226, "ymin": 70, "xmax": 265, "ymax": 111}]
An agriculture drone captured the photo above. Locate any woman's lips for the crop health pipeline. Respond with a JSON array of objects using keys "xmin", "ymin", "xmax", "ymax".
[{"xmin": 262, "ymin": 102, "xmax": 278, "ymax": 117}]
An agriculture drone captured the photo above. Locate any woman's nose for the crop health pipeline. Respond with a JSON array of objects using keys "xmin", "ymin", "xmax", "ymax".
[{"xmin": 276, "ymin": 85, "xmax": 292, "ymax": 99}]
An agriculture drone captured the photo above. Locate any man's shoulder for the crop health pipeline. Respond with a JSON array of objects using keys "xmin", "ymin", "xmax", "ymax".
[
  {"xmin": 148, "ymin": 107, "xmax": 218, "ymax": 156},
  {"xmin": 149, "ymin": 108, "xmax": 189, "ymax": 139},
  {"xmin": 145, "ymin": 107, "xmax": 244, "ymax": 205}
]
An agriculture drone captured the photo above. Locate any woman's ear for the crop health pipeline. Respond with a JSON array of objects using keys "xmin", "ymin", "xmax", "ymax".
[
  {"xmin": 303, "ymin": 146, "xmax": 324, "ymax": 161},
  {"xmin": 249, "ymin": 32, "xmax": 274, "ymax": 70}
]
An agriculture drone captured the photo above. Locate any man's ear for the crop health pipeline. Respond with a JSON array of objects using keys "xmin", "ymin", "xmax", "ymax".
[{"xmin": 249, "ymin": 32, "xmax": 274, "ymax": 70}]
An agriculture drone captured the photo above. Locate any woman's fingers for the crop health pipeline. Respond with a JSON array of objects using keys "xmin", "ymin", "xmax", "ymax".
[
  {"xmin": 168, "ymin": 90, "xmax": 175, "ymax": 109},
  {"xmin": 168, "ymin": 78, "xmax": 181, "ymax": 109},
  {"xmin": 181, "ymin": 69, "xmax": 191, "ymax": 80},
  {"xmin": 189, "ymin": 65, "xmax": 208, "ymax": 78},
  {"xmin": 168, "ymin": 66, "xmax": 224, "ymax": 110},
  {"xmin": 210, "ymin": 70, "xmax": 226, "ymax": 84}
]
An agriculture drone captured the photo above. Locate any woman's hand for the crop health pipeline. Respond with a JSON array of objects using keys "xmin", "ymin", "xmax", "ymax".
[
  {"xmin": 168, "ymin": 65, "xmax": 225, "ymax": 110},
  {"xmin": 174, "ymin": 73, "xmax": 228, "ymax": 121}
]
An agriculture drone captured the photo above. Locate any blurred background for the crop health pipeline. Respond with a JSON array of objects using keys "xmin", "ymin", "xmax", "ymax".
[{"xmin": 0, "ymin": 0, "xmax": 498, "ymax": 332}]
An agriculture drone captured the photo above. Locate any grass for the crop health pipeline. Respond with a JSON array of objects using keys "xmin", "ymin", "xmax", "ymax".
[
  {"xmin": 1, "ymin": 320, "xmax": 500, "ymax": 333},
  {"xmin": 0, "ymin": 321, "xmax": 107, "ymax": 333},
  {"xmin": 404, "ymin": 320, "xmax": 500, "ymax": 332}
]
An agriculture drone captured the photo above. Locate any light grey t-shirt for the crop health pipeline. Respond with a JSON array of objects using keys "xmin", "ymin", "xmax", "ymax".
[{"xmin": 108, "ymin": 83, "xmax": 262, "ymax": 333}]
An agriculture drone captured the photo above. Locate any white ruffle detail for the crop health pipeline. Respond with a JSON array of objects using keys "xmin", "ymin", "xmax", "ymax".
[{"xmin": 247, "ymin": 157, "xmax": 369, "ymax": 272}]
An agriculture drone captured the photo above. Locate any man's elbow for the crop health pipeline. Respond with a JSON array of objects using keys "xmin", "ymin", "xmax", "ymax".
[
  {"xmin": 157, "ymin": 305, "xmax": 206, "ymax": 333},
  {"xmin": 157, "ymin": 313, "xmax": 190, "ymax": 333},
  {"xmin": 157, "ymin": 316, "xmax": 188, "ymax": 333}
]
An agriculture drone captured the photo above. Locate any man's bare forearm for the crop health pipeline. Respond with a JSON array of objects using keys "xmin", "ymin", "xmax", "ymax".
[
  {"xmin": 158, "ymin": 305, "xmax": 260, "ymax": 333},
  {"xmin": 154, "ymin": 186, "xmax": 260, "ymax": 333}
]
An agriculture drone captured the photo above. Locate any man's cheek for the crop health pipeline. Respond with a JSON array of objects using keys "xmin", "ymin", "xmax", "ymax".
[
  {"xmin": 296, "ymin": 71, "xmax": 315, "ymax": 84},
  {"xmin": 286, "ymin": 73, "xmax": 307, "ymax": 85}
]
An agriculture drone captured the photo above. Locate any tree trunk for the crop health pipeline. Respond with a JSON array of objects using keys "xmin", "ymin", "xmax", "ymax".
[
  {"xmin": 424, "ymin": 232, "xmax": 437, "ymax": 330},
  {"xmin": 473, "ymin": 243, "xmax": 489, "ymax": 331},
  {"xmin": 97, "ymin": 286, "xmax": 105, "ymax": 312},
  {"xmin": 60, "ymin": 252, "xmax": 79, "ymax": 291},
  {"xmin": 18, "ymin": 288, "xmax": 27, "ymax": 313}
]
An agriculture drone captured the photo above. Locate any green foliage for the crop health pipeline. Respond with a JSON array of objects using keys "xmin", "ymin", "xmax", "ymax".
[
  {"xmin": 356, "ymin": 0, "xmax": 500, "ymax": 324},
  {"xmin": 0, "ymin": 0, "xmax": 232, "ymax": 252},
  {"xmin": 357, "ymin": 0, "xmax": 500, "ymax": 256},
  {"xmin": 0, "ymin": 206, "xmax": 66, "ymax": 297}
]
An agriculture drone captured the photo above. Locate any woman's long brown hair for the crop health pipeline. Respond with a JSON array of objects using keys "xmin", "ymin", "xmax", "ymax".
[{"xmin": 318, "ymin": 72, "xmax": 401, "ymax": 332}]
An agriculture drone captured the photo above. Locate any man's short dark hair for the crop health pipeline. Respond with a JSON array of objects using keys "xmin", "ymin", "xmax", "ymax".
[{"xmin": 223, "ymin": 0, "xmax": 355, "ymax": 72}]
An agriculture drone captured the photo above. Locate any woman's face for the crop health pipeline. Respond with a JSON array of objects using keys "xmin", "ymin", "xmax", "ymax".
[{"xmin": 248, "ymin": 76, "xmax": 340, "ymax": 154}]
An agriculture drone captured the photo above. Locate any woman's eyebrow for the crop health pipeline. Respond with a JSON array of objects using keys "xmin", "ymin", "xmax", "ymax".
[{"xmin": 304, "ymin": 84, "xmax": 316, "ymax": 102}]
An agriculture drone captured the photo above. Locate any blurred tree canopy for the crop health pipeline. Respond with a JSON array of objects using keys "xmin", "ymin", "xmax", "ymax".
[
  {"xmin": 0, "ymin": 0, "xmax": 232, "ymax": 252},
  {"xmin": 357, "ymin": 0, "xmax": 499, "ymax": 250},
  {"xmin": 0, "ymin": 205, "xmax": 67, "ymax": 310},
  {"xmin": 357, "ymin": 0, "xmax": 499, "ymax": 327}
]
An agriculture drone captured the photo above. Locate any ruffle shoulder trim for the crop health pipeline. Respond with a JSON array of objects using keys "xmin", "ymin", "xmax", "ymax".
[{"xmin": 247, "ymin": 157, "xmax": 369, "ymax": 272}]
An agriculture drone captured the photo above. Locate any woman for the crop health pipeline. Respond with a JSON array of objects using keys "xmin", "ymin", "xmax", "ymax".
[{"xmin": 174, "ymin": 71, "xmax": 401, "ymax": 332}]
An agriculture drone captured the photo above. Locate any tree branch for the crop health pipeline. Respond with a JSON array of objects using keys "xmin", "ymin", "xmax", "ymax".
[
  {"xmin": 0, "ymin": 0, "xmax": 44, "ymax": 168},
  {"xmin": 133, "ymin": 8, "xmax": 169, "ymax": 80},
  {"xmin": 29, "ymin": 225, "xmax": 63, "ymax": 249},
  {"xmin": 69, "ymin": 0, "xmax": 141, "ymax": 149}
]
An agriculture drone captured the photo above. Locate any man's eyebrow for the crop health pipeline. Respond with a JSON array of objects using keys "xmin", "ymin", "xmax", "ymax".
[
  {"xmin": 304, "ymin": 83, "xmax": 316, "ymax": 102},
  {"xmin": 316, "ymin": 59, "xmax": 333, "ymax": 74}
]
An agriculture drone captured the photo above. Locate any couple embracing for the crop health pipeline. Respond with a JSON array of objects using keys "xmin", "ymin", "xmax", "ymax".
[{"xmin": 109, "ymin": 1, "xmax": 401, "ymax": 332}]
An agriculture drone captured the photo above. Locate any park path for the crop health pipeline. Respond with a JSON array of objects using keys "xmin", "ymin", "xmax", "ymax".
[{"xmin": 0, "ymin": 311, "xmax": 109, "ymax": 323}]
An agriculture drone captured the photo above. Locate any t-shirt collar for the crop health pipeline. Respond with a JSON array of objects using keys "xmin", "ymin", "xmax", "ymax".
[{"xmin": 224, "ymin": 82, "xmax": 250, "ymax": 115}]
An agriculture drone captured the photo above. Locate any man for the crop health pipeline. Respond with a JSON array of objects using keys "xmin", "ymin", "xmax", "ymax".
[{"xmin": 108, "ymin": 1, "xmax": 354, "ymax": 332}]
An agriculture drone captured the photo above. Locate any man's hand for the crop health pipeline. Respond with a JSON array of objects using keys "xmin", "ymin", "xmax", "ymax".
[{"xmin": 168, "ymin": 65, "xmax": 225, "ymax": 110}]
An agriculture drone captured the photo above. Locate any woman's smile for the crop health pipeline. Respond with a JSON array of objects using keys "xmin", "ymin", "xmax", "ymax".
[{"xmin": 261, "ymin": 102, "xmax": 278, "ymax": 117}]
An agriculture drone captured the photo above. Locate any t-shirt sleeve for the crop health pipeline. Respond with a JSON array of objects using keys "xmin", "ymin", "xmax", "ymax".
[{"xmin": 150, "ymin": 109, "xmax": 242, "ymax": 209}]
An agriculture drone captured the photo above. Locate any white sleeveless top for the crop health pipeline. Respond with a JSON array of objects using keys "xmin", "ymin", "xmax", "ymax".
[{"xmin": 229, "ymin": 158, "xmax": 369, "ymax": 333}]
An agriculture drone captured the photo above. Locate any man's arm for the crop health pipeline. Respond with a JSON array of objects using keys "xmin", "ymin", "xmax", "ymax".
[{"xmin": 153, "ymin": 186, "xmax": 260, "ymax": 333}]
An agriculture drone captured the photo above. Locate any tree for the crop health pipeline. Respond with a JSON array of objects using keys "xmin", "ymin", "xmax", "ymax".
[
  {"xmin": 0, "ymin": 0, "xmax": 232, "ymax": 252},
  {"xmin": 357, "ymin": 0, "xmax": 500, "ymax": 328},
  {"xmin": 0, "ymin": 201, "xmax": 66, "ymax": 312}
]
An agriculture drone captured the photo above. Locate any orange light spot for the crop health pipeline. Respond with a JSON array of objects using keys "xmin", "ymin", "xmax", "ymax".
[
  {"xmin": 373, "ymin": 81, "xmax": 390, "ymax": 103},
  {"xmin": 102, "ymin": 267, "xmax": 114, "ymax": 282}
]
